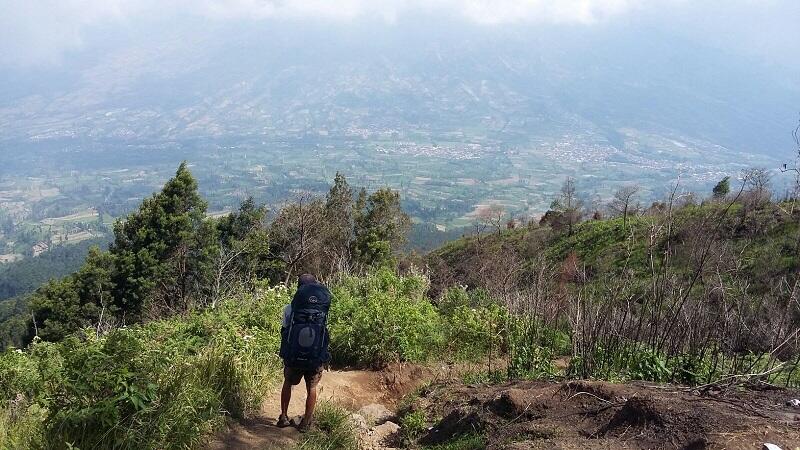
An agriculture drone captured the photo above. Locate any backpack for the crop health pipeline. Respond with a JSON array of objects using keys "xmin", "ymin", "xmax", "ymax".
[{"xmin": 280, "ymin": 283, "xmax": 331, "ymax": 368}]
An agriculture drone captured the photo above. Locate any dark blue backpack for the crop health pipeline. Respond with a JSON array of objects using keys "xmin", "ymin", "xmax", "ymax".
[{"xmin": 280, "ymin": 283, "xmax": 331, "ymax": 368}]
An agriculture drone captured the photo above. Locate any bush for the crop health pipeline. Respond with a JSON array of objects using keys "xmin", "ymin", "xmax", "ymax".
[
  {"xmin": 0, "ymin": 283, "xmax": 289, "ymax": 450},
  {"xmin": 423, "ymin": 433, "xmax": 486, "ymax": 450},
  {"xmin": 329, "ymin": 270, "xmax": 444, "ymax": 366},
  {"xmin": 0, "ymin": 402, "xmax": 46, "ymax": 449},
  {"xmin": 296, "ymin": 402, "xmax": 359, "ymax": 450},
  {"xmin": 444, "ymin": 304, "xmax": 507, "ymax": 363},
  {"xmin": 400, "ymin": 409, "xmax": 428, "ymax": 439}
]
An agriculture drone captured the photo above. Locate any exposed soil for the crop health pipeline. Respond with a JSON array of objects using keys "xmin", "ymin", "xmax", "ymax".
[
  {"xmin": 413, "ymin": 379, "xmax": 800, "ymax": 450},
  {"xmin": 208, "ymin": 364, "xmax": 800, "ymax": 450},
  {"xmin": 207, "ymin": 364, "xmax": 432, "ymax": 450}
]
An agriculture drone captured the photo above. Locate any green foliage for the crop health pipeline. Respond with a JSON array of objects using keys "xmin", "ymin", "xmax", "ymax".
[
  {"xmin": 24, "ymin": 165, "xmax": 280, "ymax": 343},
  {"xmin": 567, "ymin": 344, "xmax": 721, "ymax": 385},
  {"xmin": 0, "ymin": 297, "xmax": 29, "ymax": 348},
  {"xmin": 712, "ymin": 176, "xmax": 731, "ymax": 198},
  {"xmin": 626, "ymin": 348, "xmax": 671, "ymax": 382},
  {"xmin": 324, "ymin": 172, "xmax": 355, "ymax": 268},
  {"xmin": 353, "ymin": 187, "xmax": 412, "ymax": 268},
  {"xmin": 504, "ymin": 315, "xmax": 560, "ymax": 380},
  {"xmin": 296, "ymin": 402, "xmax": 359, "ymax": 450},
  {"xmin": 0, "ymin": 237, "xmax": 110, "ymax": 302},
  {"xmin": 445, "ymin": 304, "xmax": 506, "ymax": 363},
  {"xmin": 0, "ymin": 284, "xmax": 288, "ymax": 450},
  {"xmin": 0, "ymin": 403, "xmax": 46, "ymax": 449},
  {"xmin": 110, "ymin": 161, "xmax": 214, "ymax": 318},
  {"xmin": 460, "ymin": 370, "xmax": 505, "ymax": 385},
  {"xmin": 26, "ymin": 164, "xmax": 219, "ymax": 341},
  {"xmin": 423, "ymin": 433, "xmax": 486, "ymax": 450},
  {"xmin": 329, "ymin": 270, "xmax": 443, "ymax": 366},
  {"xmin": 400, "ymin": 409, "xmax": 428, "ymax": 439},
  {"xmin": 215, "ymin": 197, "xmax": 274, "ymax": 282},
  {"xmin": 546, "ymin": 216, "xmax": 648, "ymax": 272}
]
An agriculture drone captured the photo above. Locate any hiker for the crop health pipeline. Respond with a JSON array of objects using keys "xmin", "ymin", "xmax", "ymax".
[{"xmin": 277, "ymin": 273, "xmax": 332, "ymax": 432}]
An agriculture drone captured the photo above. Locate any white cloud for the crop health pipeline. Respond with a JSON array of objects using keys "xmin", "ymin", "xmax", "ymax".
[
  {"xmin": 191, "ymin": 0, "xmax": 640, "ymax": 23},
  {"xmin": 0, "ymin": 0, "xmax": 798, "ymax": 67},
  {"xmin": 0, "ymin": 0, "xmax": 140, "ymax": 66},
  {"xmin": 0, "ymin": 0, "xmax": 643, "ymax": 66}
]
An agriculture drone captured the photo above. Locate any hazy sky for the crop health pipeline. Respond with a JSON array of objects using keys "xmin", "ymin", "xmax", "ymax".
[{"xmin": 1, "ymin": 0, "xmax": 799, "ymax": 68}]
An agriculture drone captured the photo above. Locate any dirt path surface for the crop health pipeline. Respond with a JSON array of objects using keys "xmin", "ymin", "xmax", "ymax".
[
  {"xmin": 209, "ymin": 368, "xmax": 800, "ymax": 450},
  {"xmin": 413, "ymin": 379, "xmax": 800, "ymax": 450},
  {"xmin": 208, "ymin": 365, "xmax": 430, "ymax": 450}
]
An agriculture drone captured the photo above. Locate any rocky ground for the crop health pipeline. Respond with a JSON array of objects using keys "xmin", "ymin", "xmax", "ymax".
[
  {"xmin": 406, "ymin": 379, "xmax": 800, "ymax": 450},
  {"xmin": 209, "ymin": 366, "xmax": 800, "ymax": 450}
]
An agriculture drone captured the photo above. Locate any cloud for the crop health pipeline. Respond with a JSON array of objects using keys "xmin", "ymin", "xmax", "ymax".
[
  {"xmin": 0, "ymin": 0, "xmax": 641, "ymax": 66},
  {"xmin": 0, "ymin": 0, "xmax": 135, "ymax": 66},
  {"xmin": 1, "ymin": 0, "xmax": 798, "ymax": 67},
  {"xmin": 192, "ymin": 0, "xmax": 640, "ymax": 23}
]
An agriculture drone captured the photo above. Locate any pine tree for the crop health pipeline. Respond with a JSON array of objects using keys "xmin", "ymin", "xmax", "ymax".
[
  {"xmin": 712, "ymin": 176, "xmax": 730, "ymax": 199},
  {"xmin": 110, "ymin": 162, "xmax": 212, "ymax": 319},
  {"xmin": 353, "ymin": 188, "xmax": 411, "ymax": 268},
  {"xmin": 324, "ymin": 172, "xmax": 354, "ymax": 271},
  {"xmin": 213, "ymin": 197, "xmax": 273, "ymax": 289}
]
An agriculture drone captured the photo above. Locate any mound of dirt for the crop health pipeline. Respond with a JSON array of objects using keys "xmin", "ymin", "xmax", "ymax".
[
  {"xmin": 598, "ymin": 396, "xmax": 664, "ymax": 434},
  {"xmin": 416, "ymin": 380, "xmax": 800, "ymax": 450}
]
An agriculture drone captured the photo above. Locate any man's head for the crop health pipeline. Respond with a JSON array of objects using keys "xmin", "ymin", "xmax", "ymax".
[{"xmin": 298, "ymin": 273, "xmax": 317, "ymax": 287}]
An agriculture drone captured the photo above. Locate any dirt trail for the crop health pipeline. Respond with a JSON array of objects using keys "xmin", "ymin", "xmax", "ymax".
[
  {"xmin": 209, "ymin": 366, "xmax": 800, "ymax": 449},
  {"xmin": 208, "ymin": 366, "xmax": 429, "ymax": 450}
]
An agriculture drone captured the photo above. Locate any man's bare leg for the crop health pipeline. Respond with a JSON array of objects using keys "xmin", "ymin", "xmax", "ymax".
[
  {"xmin": 300, "ymin": 385, "xmax": 317, "ymax": 430},
  {"xmin": 277, "ymin": 379, "xmax": 292, "ymax": 426}
]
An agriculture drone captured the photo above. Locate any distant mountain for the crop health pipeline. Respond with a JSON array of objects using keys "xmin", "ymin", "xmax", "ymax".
[{"xmin": 0, "ymin": 21, "xmax": 797, "ymax": 158}]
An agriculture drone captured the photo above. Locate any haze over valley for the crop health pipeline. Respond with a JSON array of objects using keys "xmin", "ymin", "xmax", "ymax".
[{"xmin": 1, "ymin": 0, "xmax": 799, "ymax": 258}]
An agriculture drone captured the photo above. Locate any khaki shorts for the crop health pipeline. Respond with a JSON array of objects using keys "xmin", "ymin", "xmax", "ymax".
[{"xmin": 284, "ymin": 365, "xmax": 323, "ymax": 389}]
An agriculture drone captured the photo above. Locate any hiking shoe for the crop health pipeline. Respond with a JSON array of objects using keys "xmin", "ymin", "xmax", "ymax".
[{"xmin": 276, "ymin": 414, "xmax": 291, "ymax": 428}]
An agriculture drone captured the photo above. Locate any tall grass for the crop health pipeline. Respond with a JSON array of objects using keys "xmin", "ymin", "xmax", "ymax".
[
  {"xmin": 295, "ymin": 402, "xmax": 359, "ymax": 450},
  {"xmin": 0, "ymin": 283, "xmax": 289, "ymax": 449},
  {"xmin": 563, "ymin": 194, "xmax": 800, "ymax": 386}
]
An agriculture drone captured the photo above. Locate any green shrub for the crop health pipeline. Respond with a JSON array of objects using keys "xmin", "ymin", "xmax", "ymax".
[
  {"xmin": 626, "ymin": 348, "xmax": 671, "ymax": 382},
  {"xmin": 444, "ymin": 304, "xmax": 507, "ymax": 362},
  {"xmin": 505, "ymin": 316, "xmax": 558, "ymax": 380},
  {"xmin": 0, "ymin": 283, "xmax": 289, "ymax": 450},
  {"xmin": 423, "ymin": 433, "xmax": 486, "ymax": 450},
  {"xmin": 400, "ymin": 409, "xmax": 428, "ymax": 439},
  {"xmin": 329, "ymin": 270, "xmax": 444, "ymax": 366},
  {"xmin": 461, "ymin": 370, "xmax": 505, "ymax": 385},
  {"xmin": 437, "ymin": 286, "xmax": 472, "ymax": 315},
  {"xmin": 0, "ymin": 349, "xmax": 42, "ymax": 406},
  {"xmin": 296, "ymin": 402, "xmax": 358, "ymax": 450},
  {"xmin": 0, "ymin": 403, "xmax": 46, "ymax": 449},
  {"xmin": 567, "ymin": 344, "xmax": 727, "ymax": 385}
]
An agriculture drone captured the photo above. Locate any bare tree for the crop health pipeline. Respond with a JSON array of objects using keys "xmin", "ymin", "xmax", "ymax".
[
  {"xmin": 741, "ymin": 167, "xmax": 772, "ymax": 209},
  {"xmin": 780, "ymin": 119, "xmax": 800, "ymax": 209},
  {"xmin": 609, "ymin": 184, "xmax": 640, "ymax": 228},
  {"xmin": 270, "ymin": 194, "xmax": 327, "ymax": 284},
  {"xmin": 475, "ymin": 203, "xmax": 506, "ymax": 237},
  {"xmin": 550, "ymin": 177, "xmax": 583, "ymax": 236},
  {"xmin": 209, "ymin": 226, "xmax": 268, "ymax": 308}
]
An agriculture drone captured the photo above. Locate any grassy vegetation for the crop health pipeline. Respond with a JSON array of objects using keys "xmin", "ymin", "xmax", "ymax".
[
  {"xmin": 423, "ymin": 434, "xmax": 486, "ymax": 450},
  {"xmin": 295, "ymin": 402, "xmax": 359, "ymax": 450},
  {"xmin": 0, "ymin": 270, "xmax": 520, "ymax": 449},
  {"xmin": 2, "ymin": 166, "xmax": 800, "ymax": 449},
  {"xmin": 0, "ymin": 283, "xmax": 288, "ymax": 449},
  {"xmin": 329, "ymin": 270, "xmax": 443, "ymax": 366},
  {"xmin": 430, "ymin": 199, "xmax": 800, "ymax": 388}
]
